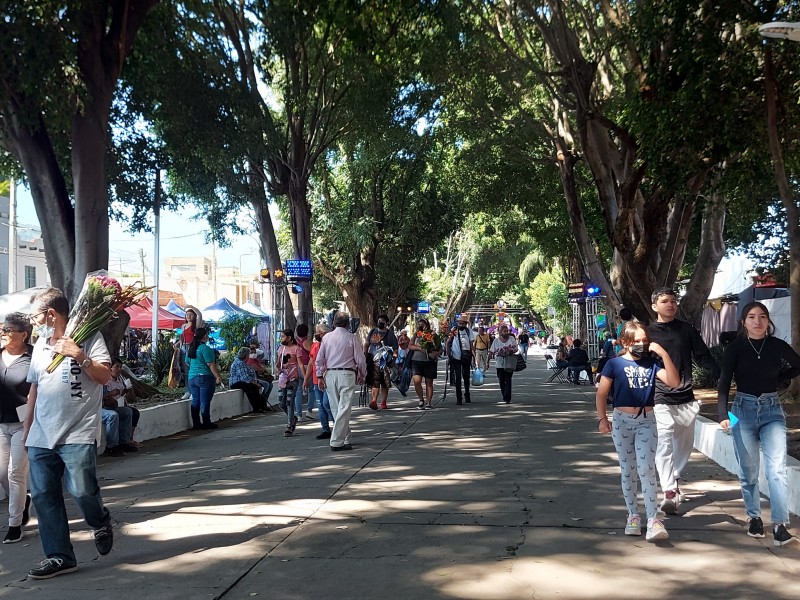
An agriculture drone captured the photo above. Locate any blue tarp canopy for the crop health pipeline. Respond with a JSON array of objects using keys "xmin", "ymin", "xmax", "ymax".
[
  {"xmin": 165, "ymin": 300, "xmax": 185, "ymax": 318},
  {"xmin": 202, "ymin": 298, "xmax": 249, "ymax": 323},
  {"xmin": 203, "ymin": 297, "xmax": 268, "ymax": 323}
]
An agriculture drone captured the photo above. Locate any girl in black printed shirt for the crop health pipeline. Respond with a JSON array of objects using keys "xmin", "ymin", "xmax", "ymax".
[{"xmin": 718, "ymin": 301, "xmax": 800, "ymax": 546}]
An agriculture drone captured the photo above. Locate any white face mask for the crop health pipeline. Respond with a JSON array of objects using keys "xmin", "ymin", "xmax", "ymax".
[{"xmin": 35, "ymin": 323, "xmax": 54, "ymax": 340}]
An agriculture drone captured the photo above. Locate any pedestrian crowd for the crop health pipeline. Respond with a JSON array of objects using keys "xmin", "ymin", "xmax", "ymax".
[{"xmin": 2, "ymin": 285, "xmax": 799, "ymax": 584}]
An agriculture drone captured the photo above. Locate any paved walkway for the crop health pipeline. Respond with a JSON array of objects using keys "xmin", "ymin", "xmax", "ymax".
[{"xmin": 2, "ymin": 349, "xmax": 800, "ymax": 599}]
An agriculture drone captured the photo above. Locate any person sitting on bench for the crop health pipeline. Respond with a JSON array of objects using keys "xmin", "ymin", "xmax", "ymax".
[{"xmin": 567, "ymin": 339, "xmax": 592, "ymax": 384}]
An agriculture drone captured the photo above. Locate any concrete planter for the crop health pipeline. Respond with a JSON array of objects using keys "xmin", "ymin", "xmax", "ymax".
[
  {"xmin": 695, "ymin": 415, "xmax": 800, "ymax": 516},
  {"xmin": 135, "ymin": 388, "xmax": 251, "ymax": 442}
]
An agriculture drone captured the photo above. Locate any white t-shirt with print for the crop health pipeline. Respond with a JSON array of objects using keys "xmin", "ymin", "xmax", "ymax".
[{"xmin": 26, "ymin": 332, "xmax": 111, "ymax": 449}]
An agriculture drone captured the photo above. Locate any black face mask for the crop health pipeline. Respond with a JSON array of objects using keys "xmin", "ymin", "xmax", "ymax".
[
  {"xmin": 314, "ymin": 334, "xmax": 322, "ymax": 342},
  {"xmin": 630, "ymin": 343, "xmax": 649, "ymax": 358},
  {"xmin": 378, "ymin": 321, "xmax": 386, "ymax": 329},
  {"xmin": 458, "ymin": 325, "xmax": 466, "ymax": 331},
  {"xmin": 281, "ymin": 340, "xmax": 289, "ymax": 346}
]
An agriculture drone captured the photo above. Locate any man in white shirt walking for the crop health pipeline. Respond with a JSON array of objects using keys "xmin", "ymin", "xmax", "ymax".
[
  {"xmin": 316, "ymin": 312, "xmax": 367, "ymax": 451},
  {"xmin": 23, "ymin": 288, "xmax": 114, "ymax": 580}
]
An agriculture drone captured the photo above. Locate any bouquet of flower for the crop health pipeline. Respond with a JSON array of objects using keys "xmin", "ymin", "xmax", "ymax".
[
  {"xmin": 46, "ymin": 270, "xmax": 152, "ymax": 373},
  {"xmin": 416, "ymin": 330, "xmax": 445, "ymax": 358},
  {"xmin": 496, "ymin": 345, "xmax": 515, "ymax": 358}
]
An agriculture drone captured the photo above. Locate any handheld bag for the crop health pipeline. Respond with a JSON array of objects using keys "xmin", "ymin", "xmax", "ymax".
[
  {"xmin": 471, "ymin": 367, "xmax": 485, "ymax": 386},
  {"xmin": 514, "ymin": 353, "xmax": 527, "ymax": 372}
]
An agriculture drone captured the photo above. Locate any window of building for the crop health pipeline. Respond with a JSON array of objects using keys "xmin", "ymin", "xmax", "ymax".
[
  {"xmin": 204, "ymin": 265, "xmax": 209, "ymax": 275},
  {"xmin": 24, "ymin": 265, "xmax": 36, "ymax": 288},
  {"xmin": 172, "ymin": 264, "xmax": 196, "ymax": 272}
]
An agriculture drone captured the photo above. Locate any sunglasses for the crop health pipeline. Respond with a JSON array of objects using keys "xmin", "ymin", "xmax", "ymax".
[{"xmin": 0, "ymin": 328, "xmax": 23, "ymax": 334}]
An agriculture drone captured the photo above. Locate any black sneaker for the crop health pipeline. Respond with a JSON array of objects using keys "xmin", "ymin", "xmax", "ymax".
[
  {"xmin": 3, "ymin": 526, "xmax": 22, "ymax": 544},
  {"xmin": 22, "ymin": 494, "xmax": 31, "ymax": 526},
  {"xmin": 747, "ymin": 517, "xmax": 765, "ymax": 538},
  {"xmin": 103, "ymin": 446, "xmax": 124, "ymax": 457},
  {"xmin": 94, "ymin": 522, "xmax": 114, "ymax": 555},
  {"xmin": 315, "ymin": 431, "xmax": 331, "ymax": 439},
  {"xmin": 28, "ymin": 558, "xmax": 78, "ymax": 579},
  {"xmin": 120, "ymin": 443, "xmax": 139, "ymax": 453},
  {"xmin": 774, "ymin": 524, "xmax": 795, "ymax": 547}
]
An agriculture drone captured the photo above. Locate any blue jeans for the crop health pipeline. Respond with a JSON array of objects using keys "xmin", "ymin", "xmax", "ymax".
[
  {"xmin": 731, "ymin": 393, "xmax": 789, "ymax": 524},
  {"xmin": 257, "ymin": 379, "xmax": 273, "ymax": 401},
  {"xmin": 314, "ymin": 384, "xmax": 333, "ymax": 432},
  {"xmin": 294, "ymin": 384, "xmax": 304, "ymax": 418},
  {"xmin": 280, "ymin": 380, "xmax": 299, "ymax": 427},
  {"xmin": 28, "ymin": 444, "xmax": 111, "ymax": 565},
  {"xmin": 101, "ymin": 408, "xmax": 119, "ymax": 448},
  {"xmin": 189, "ymin": 374, "xmax": 216, "ymax": 423},
  {"xmin": 519, "ymin": 343, "xmax": 529, "ymax": 361}
]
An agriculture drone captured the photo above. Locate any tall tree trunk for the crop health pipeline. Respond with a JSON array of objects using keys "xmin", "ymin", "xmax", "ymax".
[
  {"xmin": 288, "ymin": 178, "xmax": 314, "ymax": 324},
  {"xmin": 72, "ymin": 104, "xmax": 111, "ymax": 301},
  {"xmin": 678, "ymin": 194, "xmax": 726, "ymax": 328},
  {"xmin": 764, "ymin": 46, "xmax": 800, "ymax": 397},
  {"xmin": 2, "ymin": 109, "xmax": 75, "ymax": 294},
  {"xmin": 250, "ymin": 185, "xmax": 296, "ymax": 330}
]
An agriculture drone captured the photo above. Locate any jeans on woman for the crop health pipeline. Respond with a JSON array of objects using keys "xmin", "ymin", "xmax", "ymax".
[
  {"xmin": 314, "ymin": 384, "xmax": 333, "ymax": 432},
  {"xmin": 611, "ymin": 410, "xmax": 659, "ymax": 521},
  {"xmin": 0, "ymin": 422, "xmax": 29, "ymax": 527},
  {"xmin": 28, "ymin": 444, "xmax": 111, "ymax": 566},
  {"xmin": 189, "ymin": 374, "xmax": 216, "ymax": 424},
  {"xmin": 731, "ymin": 392, "xmax": 789, "ymax": 524},
  {"xmin": 280, "ymin": 380, "xmax": 299, "ymax": 427}
]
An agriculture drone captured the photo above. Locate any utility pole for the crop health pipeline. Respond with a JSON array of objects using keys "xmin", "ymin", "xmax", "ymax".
[
  {"xmin": 8, "ymin": 178, "xmax": 17, "ymax": 293},
  {"xmin": 139, "ymin": 248, "xmax": 147, "ymax": 286},
  {"xmin": 151, "ymin": 169, "xmax": 161, "ymax": 362}
]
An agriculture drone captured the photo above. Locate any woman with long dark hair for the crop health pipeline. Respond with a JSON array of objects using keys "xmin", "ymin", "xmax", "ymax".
[
  {"xmin": 185, "ymin": 327, "xmax": 222, "ymax": 430},
  {"xmin": 719, "ymin": 301, "xmax": 800, "ymax": 546},
  {"xmin": 277, "ymin": 328, "xmax": 305, "ymax": 436},
  {"xmin": 0, "ymin": 312, "xmax": 34, "ymax": 543}
]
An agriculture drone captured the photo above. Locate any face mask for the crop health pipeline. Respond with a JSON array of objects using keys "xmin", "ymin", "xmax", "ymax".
[
  {"xmin": 35, "ymin": 324, "xmax": 54, "ymax": 340},
  {"xmin": 249, "ymin": 352, "xmax": 257, "ymax": 359},
  {"xmin": 314, "ymin": 334, "xmax": 322, "ymax": 342},
  {"xmin": 458, "ymin": 325, "xmax": 466, "ymax": 331},
  {"xmin": 377, "ymin": 321, "xmax": 386, "ymax": 329},
  {"xmin": 281, "ymin": 340, "xmax": 289, "ymax": 346},
  {"xmin": 630, "ymin": 343, "xmax": 649, "ymax": 358}
]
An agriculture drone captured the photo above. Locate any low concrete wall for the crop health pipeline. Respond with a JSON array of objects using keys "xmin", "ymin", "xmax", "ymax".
[
  {"xmin": 135, "ymin": 388, "xmax": 252, "ymax": 442},
  {"xmin": 695, "ymin": 415, "xmax": 800, "ymax": 517}
]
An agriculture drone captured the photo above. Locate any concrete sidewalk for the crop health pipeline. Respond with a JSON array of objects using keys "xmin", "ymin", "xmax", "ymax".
[{"xmin": 2, "ymin": 356, "xmax": 800, "ymax": 599}]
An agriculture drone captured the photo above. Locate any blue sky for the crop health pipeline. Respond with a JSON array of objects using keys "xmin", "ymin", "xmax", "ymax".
[{"xmin": 14, "ymin": 185, "xmax": 266, "ymax": 279}]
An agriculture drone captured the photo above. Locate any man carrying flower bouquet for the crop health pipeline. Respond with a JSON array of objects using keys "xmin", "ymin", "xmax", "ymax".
[{"xmin": 23, "ymin": 287, "xmax": 114, "ymax": 580}]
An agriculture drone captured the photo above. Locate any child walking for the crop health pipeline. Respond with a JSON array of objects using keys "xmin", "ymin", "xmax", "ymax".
[{"xmin": 596, "ymin": 321, "xmax": 680, "ymax": 542}]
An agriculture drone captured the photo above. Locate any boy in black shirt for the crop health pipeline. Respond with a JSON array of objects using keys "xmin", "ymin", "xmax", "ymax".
[{"xmin": 647, "ymin": 288, "xmax": 719, "ymax": 515}]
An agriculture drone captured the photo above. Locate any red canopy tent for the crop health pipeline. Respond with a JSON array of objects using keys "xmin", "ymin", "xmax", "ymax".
[{"xmin": 125, "ymin": 298, "xmax": 185, "ymax": 330}]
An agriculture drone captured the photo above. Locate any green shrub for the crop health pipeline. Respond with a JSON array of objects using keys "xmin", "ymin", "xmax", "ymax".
[
  {"xmin": 692, "ymin": 345, "xmax": 725, "ymax": 389},
  {"xmin": 217, "ymin": 313, "xmax": 261, "ymax": 351}
]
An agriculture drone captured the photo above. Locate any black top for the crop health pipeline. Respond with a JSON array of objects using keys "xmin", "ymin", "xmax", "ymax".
[
  {"xmin": 0, "ymin": 345, "xmax": 34, "ymax": 423},
  {"xmin": 567, "ymin": 347, "xmax": 589, "ymax": 366},
  {"xmin": 647, "ymin": 319, "xmax": 719, "ymax": 405},
  {"xmin": 717, "ymin": 336, "xmax": 800, "ymax": 420},
  {"xmin": 518, "ymin": 332, "xmax": 529, "ymax": 344}
]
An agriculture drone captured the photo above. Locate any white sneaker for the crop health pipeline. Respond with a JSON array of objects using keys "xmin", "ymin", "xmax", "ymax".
[
  {"xmin": 625, "ymin": 514, "xmax": 642, "ymax": 536},
  {"xmin": 181, "ymin": 392, "xmax": 191, "ymax": 400},
  {"xmin": 660, "ymin": 489, "xmax": 680, "ymax": 515},
  {"xmin": 646, "ymin": 518, "xmax": 669, "ymax": 542}
]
